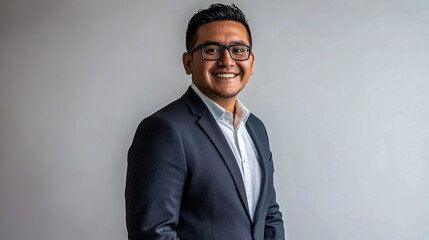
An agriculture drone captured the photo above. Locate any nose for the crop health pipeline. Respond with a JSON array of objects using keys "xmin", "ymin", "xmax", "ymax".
[{"xmin": 218, "ymin": 48, "xmax": 235, "ymax": 67}]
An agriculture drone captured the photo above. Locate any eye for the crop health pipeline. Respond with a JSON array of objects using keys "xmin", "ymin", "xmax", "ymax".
[
  {"xmin": 204, "ymin": 45, "xmax": 221, "ymax": 55},
  {"xmin": 231, "ymin": 46, "xmax": 248, "ymax": 55}
]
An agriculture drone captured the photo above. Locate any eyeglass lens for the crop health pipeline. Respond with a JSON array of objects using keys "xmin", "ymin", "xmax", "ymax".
[{"xmin": 202, "ymin": 45, "xmax": 250, "ymax": 60}]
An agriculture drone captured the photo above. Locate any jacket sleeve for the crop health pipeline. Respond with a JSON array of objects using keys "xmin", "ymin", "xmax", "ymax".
[
  {"xmin": 262, "ymin": 121, "xmax": 285, "ymax": 240},
  {"xmin": 125, "ymin": 116, "xmax": 186, "ymax": 240},
  {"xmin": 264, "ymin": 173, "xmax": 285, "ymax": 240}
]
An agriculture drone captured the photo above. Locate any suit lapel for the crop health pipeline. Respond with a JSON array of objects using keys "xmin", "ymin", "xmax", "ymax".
[
  {"xmin": 182, "ymin": 87, "xmax": 252, "ymax": 222},
  {"xmin": 246, "ymin": 115, "xmax": 270, "ymax": 226}
]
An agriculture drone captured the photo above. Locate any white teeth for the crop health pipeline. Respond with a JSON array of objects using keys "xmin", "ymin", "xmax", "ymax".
[{"xmin": 215, "ymin": 73, "xmax": 235, "ymax": 78}]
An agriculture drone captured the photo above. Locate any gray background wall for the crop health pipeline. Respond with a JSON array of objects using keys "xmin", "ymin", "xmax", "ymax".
[{"xmin": 1, "ymin": 0, "xmax": 428, "ymax": 239}]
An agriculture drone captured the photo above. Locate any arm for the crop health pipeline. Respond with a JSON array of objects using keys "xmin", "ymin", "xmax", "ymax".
[
  {"xmin": 264, "ymin": 151, "xmax": 285, "ymax": 240},
  {"xmin": 125, "ymin": 116, "xmax": 186, "ymax": 240},
  {"xmin": 264, "ymin": 182, "xmax": 285, "ymax": 240}
]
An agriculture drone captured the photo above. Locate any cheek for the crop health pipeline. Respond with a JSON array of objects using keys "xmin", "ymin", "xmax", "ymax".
[
  {"xmin": 192, "ymin": 63, "xmax": 208, "ymax": 77},
  {"xmin": 239, "ymin": 63, "xmax": 252, "ymax": 75},
  {"xmin": 200, "ymin": 63, "xmax": 214, "ymax": 76}
]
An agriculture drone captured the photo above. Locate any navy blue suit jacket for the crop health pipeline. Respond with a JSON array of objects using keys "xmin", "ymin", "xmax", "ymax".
[{"xmin": 126, "ymin": 87, "xmax": 284, "ymax": 240}]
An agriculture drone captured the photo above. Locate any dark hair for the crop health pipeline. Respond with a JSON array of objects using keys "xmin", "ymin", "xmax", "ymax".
[{"xmin": 185, "ymin": 3, "xmax": 252, "ymax": 52}]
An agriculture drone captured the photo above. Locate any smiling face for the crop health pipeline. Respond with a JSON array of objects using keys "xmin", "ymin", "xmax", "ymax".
[{"xmin": 183, "ymin": 20, "xmax": 254, "ymax": 109}]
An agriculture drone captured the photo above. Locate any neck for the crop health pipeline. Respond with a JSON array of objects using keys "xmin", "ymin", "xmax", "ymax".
[
  {"xmin": 191, "ymin": 83, "xmax": 237, "ymax": 114},
  {"xmin": 213, "ymin": 97, "xmax": 236, "ymax": 114}
]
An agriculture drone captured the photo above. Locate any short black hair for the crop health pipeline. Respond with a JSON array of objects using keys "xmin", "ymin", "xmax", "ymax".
[{"xmin": 185, "ymin": 3, "xmax": 252, "ymax": 52}]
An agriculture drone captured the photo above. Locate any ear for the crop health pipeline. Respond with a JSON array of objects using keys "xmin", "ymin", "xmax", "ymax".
[
  {"xmin": 182, "ymin": 52, "xmax": 193, "ymax": 75},
  {"xmin": 249, "ymin": 52, "xmax": 255, "ymax": 75}
]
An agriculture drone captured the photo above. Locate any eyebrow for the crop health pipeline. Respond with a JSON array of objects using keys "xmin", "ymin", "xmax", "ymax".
[{"xmin": 201, "ymin": 40, "xmax": 249, "ymax": 46}]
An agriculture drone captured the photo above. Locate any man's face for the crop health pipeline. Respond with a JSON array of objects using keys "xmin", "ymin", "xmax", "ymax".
[{"xmin": 183, "ymin": 20, "xmax": 254, "ymax": 105}]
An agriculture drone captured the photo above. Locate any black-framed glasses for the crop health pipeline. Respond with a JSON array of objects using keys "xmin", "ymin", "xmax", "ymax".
[{"xmin": 188, "ymin": 43, "xmax": 252, "ymax": 61}]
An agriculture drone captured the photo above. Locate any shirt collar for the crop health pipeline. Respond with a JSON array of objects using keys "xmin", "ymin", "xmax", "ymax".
[{"xmin": 191, "ymin": 83, "xmax": 250, "ymax": 128}]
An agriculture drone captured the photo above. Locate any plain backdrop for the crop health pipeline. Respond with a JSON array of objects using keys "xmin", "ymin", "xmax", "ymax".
[{"xmin": 1, "ymin": 0, "xmax": 428, "ymax": 239}]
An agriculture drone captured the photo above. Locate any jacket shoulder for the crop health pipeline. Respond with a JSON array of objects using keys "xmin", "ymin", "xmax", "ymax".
[
  {"xmin": 134, "ymin": 97, "xmax": 195, "ymax": 135},
  {"xmin": 248, "ymin": 113, "xmax": 264, "ymax": 126},
  {"xmin": 151, "ymin": 98, "xmax": 190, "ymax": 119},
  {"xmin": 248, "ymin": 113, "xmax": 269, "ymax": 134}
]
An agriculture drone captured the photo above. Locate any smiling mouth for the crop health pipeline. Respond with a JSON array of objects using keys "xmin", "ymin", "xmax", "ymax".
[{"xmin": 213, "ymin": 73, "xmax": 237, "ymax": 78}]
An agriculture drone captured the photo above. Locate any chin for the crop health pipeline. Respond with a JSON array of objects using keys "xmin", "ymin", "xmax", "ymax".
[{"xmin": 214, "ymin": 89, "xmax": 241, "ymax": 99}]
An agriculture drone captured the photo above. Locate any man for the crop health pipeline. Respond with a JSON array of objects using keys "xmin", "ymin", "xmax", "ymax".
[{"xmin": 126, "ymin": 4, "xmax": 285, "ymax": 240}]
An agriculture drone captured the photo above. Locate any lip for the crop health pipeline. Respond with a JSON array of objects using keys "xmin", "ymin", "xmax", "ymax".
[
  {"xmin": 212, "ymin": 73, "xmax": 239, "ymax": 80},
  {"xmin": 211, "ymin": 72, "xmax": 240, "ymax": 77},
  {"xmin": 212, "ymin": 72, "xmax": 240, "ymax": 75}
]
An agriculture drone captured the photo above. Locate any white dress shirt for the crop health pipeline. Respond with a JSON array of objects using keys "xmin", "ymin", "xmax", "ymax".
[{"xmin": 191, "ymin": 84, "xmax": 262, "ymax": 220}]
